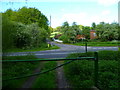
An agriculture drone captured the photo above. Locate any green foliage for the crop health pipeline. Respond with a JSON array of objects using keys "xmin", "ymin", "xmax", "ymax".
[
  {"xmin": 2, "ymin": 14, "xmax": 16, "ymax": 51},
  {"xmin": 60, "ymin": 21, "xmax": 82, "ymax": 43},
  {"xmin": 24, "ymin": 23, "xmax": 47, "ymax": 49},
  {"xmin": 67, "ymin": 50, "xmax": 120, "ymax": 60},
  {"xmin": 2, "ymin": 7, "xmax": 50, "ymax": 52},
  {"xmin": 4, "ymin": 9, "xmax": 17, "ymax": 21},
  {"xmin": 32, "ymin": 61, "xmax": 57, "ymax": 88},
  {"xmin": 57, "ymin": 21, "xmax": 119, "ymax": 43},
  {"xmin": 91, "ymin": 22, "xmax": 96, "ymax": 30},
  {"xmin": 5, "ymin": 7, "xmax": 49, "ymax": 30},
  {"xmin": 64, "ymin": 51, "xmax": 119, "ymax": 89},
  {"xmin": 58, "ymin": 21, "xmax": 91, "ymax": 43},
  {"xmin": 96, "ymin": 22, "xmax": 119, "ymax": 41},
  {"xmin": 59, "ymin": 34, "xmax": 70, "ymax": 43},
  {"xmin": 98, "ymin": 50, "xmax": 120, "ymax": 60},
  {"xmin": 98, "ymin": 61, "xmax": 118, "ymax": 89},
  {"xmin": 4, "ymin": 44, "xmax": 59, "ymax": 53},
  {"xmin": 82, "ymin": 26, "xmax": 90, "ymax": 39},
  {"xmin": 64, "ymin": 60, "xmax": 94, "ymax": 88},
  {"xmin": 2, "ymin": 55, "xmax": 39, "ymax": 88}
]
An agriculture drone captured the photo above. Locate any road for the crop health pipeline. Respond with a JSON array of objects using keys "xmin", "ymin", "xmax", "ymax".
[{"xmin": 3, "ymin": 42, "xmax": 118, "ymax": 58}]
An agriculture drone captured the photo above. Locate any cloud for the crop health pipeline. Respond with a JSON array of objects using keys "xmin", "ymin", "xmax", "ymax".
[
  {"xmin": 88, "ymin": 10, "xmax": 117, "ymax": 25},
  {"xmin": 51, "ymin": 12, "xmax": 88, "ymax": 28},
  {"xmin": 101, "ymin": 10, "xmax": 111, "ymax": 15},
  {"xmin": 97, "ymin": 0, "xmax": 119, "ymax": 6},
  {"xmin": 51, "ymin": 9, "xmax": 117, "ymax": 28},
  {"xmin": 61, "ymin": 12, "xmax": 87, "ymax": 25}
]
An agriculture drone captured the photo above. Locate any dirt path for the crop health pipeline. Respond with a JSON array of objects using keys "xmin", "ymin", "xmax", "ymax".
[
  {"xmin": 21, "ymin": 61, "xmax": 70, "ymax": 89},
  {"xmin": 21, "ymin": 62, "xmax": 44, "ymax": 89},
  {"xmin": 56, "ymin": 61, "xmax": 70, "ymax": 89}
]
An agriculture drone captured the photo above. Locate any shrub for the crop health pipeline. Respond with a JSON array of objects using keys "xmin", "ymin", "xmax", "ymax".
[
  {"xmin": 64, "ymin": 51, "xmax": 119, "ymax": 89},
  {"xmin": 98, "ymin": 51, "xmax": 120, "ymax": 60},
  {"xmin": 64, "ymin": 60, "xmax": 94, "ymax": 88},
  {"xmin": 59, "ymin": 35, "xmax": 70, "ymax": 43}
]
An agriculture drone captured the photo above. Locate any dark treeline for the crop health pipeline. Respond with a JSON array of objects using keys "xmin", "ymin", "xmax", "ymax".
[{"xmin": 2, "ymin": 7, "xmax": 50, "ymax": 52}]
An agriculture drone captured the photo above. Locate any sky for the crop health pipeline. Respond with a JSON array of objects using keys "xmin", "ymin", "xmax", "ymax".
[{"xmin": 0, "ymin": 0, "xmax": 119, "ymax": 28}]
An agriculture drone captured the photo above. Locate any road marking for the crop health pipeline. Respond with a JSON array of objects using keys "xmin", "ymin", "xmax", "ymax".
[{"xmin": 112, "ymin": 47, "xmax": 118, "ymax": 48}]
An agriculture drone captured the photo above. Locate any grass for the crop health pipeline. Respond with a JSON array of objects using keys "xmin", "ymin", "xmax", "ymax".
[
  {"xmin": 64, "ymin": 51, "xmax": 119, "ymax": 89},
  {"xmin": 67, "ymin": 50, "xmax": 120, "ymax": 60},
  {"xmin": 32, "ymin": 61, "xmax": 57, "ymax": 88},
  {"xmin": 4, "ymin": 45, "xmax": 60, "ymax": 53},
  {"xmin": 2, "ymin": 55, "xmax": 40, "ymax": 88},
  {"xmin": 69, "ymin": 41, "xmax": 119, "ymax": 47}
]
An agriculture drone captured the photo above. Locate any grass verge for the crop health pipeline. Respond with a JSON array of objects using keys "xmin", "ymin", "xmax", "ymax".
[
  {"xmin": 2, "ymin": 55, "xmax": 40, "ymax": 88},
  {"xmin": 66, "ymin": 41, "xmax": 119, "ymax": 47},
  {"xmin": 64, "ymin": 50, "xmax": 119, "ymax": 89},
  {"xmin": 31, "ymin": 61, "xmax": 57, "ymax": 88},
  {"xmin": 4, "ymin": 45, "xmax": 60, "ymax": 53}
]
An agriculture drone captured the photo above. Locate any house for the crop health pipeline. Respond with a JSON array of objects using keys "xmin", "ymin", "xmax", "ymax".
[
  {"xmin": 90, "ymin": 30, "xmax": 97, "ymax": 39},
  {"xmin": 76, "ymin": 35, "xmax": 85, "ymax": 40}
]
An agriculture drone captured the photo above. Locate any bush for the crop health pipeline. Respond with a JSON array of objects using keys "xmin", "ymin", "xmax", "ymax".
[
  {"xmin": 59, "ymin": 35, "xmax": 70, "ymax": 43},
  {"xmin": 64, "ymin": 51, "xmax": 119, "ymax": 89},
  {"xmin": 64, "ymin": 60, "xmax": 94, "ymax": 88},
  {"xmin": 2, "ymin": 16, "xmax": 48, "ymax": 52},
  {"xmin": 67, "ymin": 51, "xmax": 120, "ymax": 61},
  {"xmin": 98, "ymin": 50, "xmax": 120, "ymax": 60}
]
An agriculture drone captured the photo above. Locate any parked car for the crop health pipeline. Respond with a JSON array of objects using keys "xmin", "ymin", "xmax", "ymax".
[{"xmin": 53, "ymin": 38, "xmax": 63, "ymax": 43}]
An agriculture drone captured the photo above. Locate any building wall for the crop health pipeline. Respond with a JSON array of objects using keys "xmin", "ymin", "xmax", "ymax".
[{"xmin": 90, "ymin": 30, "xmax": 97, "ymax": 39}]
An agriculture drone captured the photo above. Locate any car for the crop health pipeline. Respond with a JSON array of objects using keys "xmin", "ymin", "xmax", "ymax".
[{"xmin": 53, "ymin": 38, "xmax": 63, "ymax": 43}]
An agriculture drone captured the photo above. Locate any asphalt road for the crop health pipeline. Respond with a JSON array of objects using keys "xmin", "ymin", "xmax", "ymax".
[{"xmin": 3, "ymin": 42, "xmax": 118, "ymax": 58}]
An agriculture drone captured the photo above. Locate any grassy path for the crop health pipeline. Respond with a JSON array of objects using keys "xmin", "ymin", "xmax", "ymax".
[
  {"xmin": 56, "ymin": 61, "xmax": 70, "ymax": 88},
  {"xmin": 21, "ymin": 62, "xmax": 44, "ymax": 88},
  {"xmin": 21, "ymin": 61, "xmax": 71, "ymax": 89}
]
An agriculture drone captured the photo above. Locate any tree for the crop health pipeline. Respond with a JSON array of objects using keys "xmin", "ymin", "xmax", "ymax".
[
  {"xmin": 2, "ymin": 14, "xmax": 15, "ymax": 51},
  {"xmin": 4, "ymin": 9, "xmax": 17, "ymax": 21},
  {"xmin": 3, "ymin": 7, "xmax": 49, "ymax": 34},
  {"xmin": 96, "ymin": 22, "xmax": 119, "ymax": 41},
  {"xmin": 91, "ymin": 22, "xmax": 96, "ymax": 30},
  {"xmin": 82, "ymin": 26, "xmax": 90, "ymax": 39},
  {"xmin": 2, "ymin": 7, "xmax": 50, "ymax": 51},
  {"xmin": 61, "ymin": 21, "xmax": 69, "ymax": 33},
  {"xmin": 60, "ymin": 22, "xmax": 82, "ymax": 43}
]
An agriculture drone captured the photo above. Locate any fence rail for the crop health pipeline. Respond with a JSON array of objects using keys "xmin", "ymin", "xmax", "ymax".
[
  {"xmin": 2, "ymin": 57, "xmax": 95, "ymax": 62},
  {"xmin": 2, "ymin": 52, "xmax": 99, "ymax": 87}
]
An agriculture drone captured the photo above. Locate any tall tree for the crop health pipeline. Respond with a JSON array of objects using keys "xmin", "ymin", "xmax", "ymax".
[
  {"xmin": 61, "ymin": 21, "xmax": 69, "ymax": 33},
  {"xmin": 91, "ymin": 22, "xmax": 96, "ymax": 30}
]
